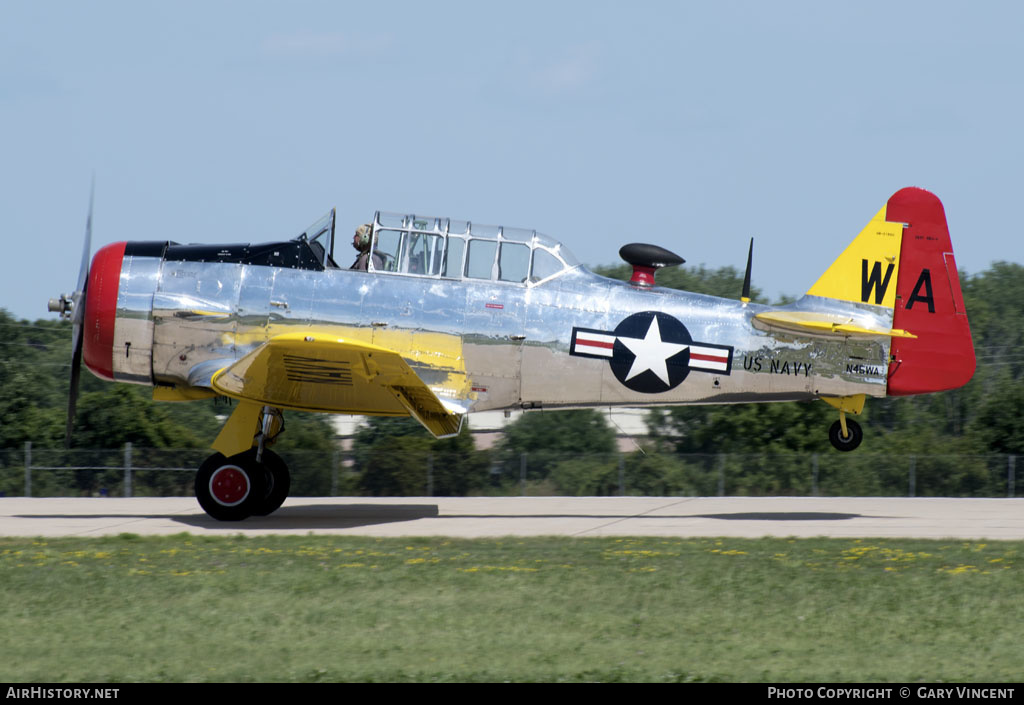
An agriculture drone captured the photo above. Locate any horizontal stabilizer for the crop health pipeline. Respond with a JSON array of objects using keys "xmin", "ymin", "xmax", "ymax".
[
  {"xmin": 211, "ymin": 333, "xmax": 464, "ymax": 438},
  {"xmin": 753, "ymin": 311, "xmax": 916, "ymax": 339}
]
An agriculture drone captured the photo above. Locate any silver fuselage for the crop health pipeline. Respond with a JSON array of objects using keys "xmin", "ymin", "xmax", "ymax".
[{"xmin": 110, "ymin": 251, "xmax": 889, "ymax": 415}]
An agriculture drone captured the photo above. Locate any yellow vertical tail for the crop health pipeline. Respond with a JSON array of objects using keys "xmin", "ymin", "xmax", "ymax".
[{"xmin": 806, "ymin": 205, "xmax": 903, "ymax": 308}]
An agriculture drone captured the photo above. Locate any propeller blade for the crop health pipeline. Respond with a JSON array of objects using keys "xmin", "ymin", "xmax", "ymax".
[
  {"xmin": 75, "ymin": 181, "xmax": 93, "ymax": 301},
  {"xmin": 65, "ymin": 185, "xmax": 93, "ymax": 448},
  {"xmin": 65, "ymin": 311, "xmax": 84, "ymax": 449},
  {"xmin": 70, "ymin": 183, "xmax": 93, "ymax": 348},
  {"xmin": 741, "ymin": 238, "xmax": 753, "ymax": 302}
]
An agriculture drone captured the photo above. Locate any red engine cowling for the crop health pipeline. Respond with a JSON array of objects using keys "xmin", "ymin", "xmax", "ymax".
[{"xmin": 82, "ymin": 242, "xmax": 127, "ymax": 381}]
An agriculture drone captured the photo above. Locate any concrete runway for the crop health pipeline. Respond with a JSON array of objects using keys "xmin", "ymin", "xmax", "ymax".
[{"xmin": 1, "ymin": 496, "xmax": 1022, "ymax": 539}]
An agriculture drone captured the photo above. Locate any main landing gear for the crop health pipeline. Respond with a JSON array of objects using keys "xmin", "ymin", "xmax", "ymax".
[
  {"xmin": 195, "ymin": 448, "xmax": 291, "ymax": 521},
  {"xmin": 195, "ymin": 405, "xmax": 291, "ymax": 521}
]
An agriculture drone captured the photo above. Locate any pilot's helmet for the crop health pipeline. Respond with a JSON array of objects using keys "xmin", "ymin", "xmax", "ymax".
[{"xmin": 354, "ymin": 224, "xmax": 372, "ymax": 249}]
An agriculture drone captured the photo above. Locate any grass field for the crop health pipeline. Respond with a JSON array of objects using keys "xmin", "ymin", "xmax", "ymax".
[{"xmin": 0, "ymin": 534, "xmax": 1021, "ymax": 682}]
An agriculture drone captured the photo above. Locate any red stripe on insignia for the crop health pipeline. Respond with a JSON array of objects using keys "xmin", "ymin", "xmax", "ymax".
[
  {"xmin": 577, "ymin": 338, "xmax": 614, "ymax": 349},
  {"xmin": 691, "ymin": 352, "xmax": 727, "ymax": 363},
  {"xmin": 485, "ymin": 303, "xmax": 504, "ymax": 309}
]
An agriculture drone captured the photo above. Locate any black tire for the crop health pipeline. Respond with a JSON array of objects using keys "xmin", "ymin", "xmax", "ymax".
[
  {"xmin": 195, "ymin": 452, "xmax": 267, "ymax": 521},
  {"xmin": 251, "ymin": 449, "xmax": 290, "ymax": 517},
  {"xmin": 829, "ymin": 419, "xmax": 863, "ymax": 452}
]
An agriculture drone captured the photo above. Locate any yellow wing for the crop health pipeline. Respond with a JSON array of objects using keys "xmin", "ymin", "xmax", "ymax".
[{"xmin": 210, "ymin": 332, "xmax": 465, "ymax": 443}]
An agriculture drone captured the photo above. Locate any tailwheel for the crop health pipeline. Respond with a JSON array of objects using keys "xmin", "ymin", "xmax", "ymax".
[
  {"xmin": 828, "ymin": 418, "xmax": 863, "ymax": 452},
  {"xmin": 251, "ymin": 449, "xmax": 291, "ymax": 517},
  {"xmin": 195, "ymin": 451, "xmax": 267, "ymax": 521}
]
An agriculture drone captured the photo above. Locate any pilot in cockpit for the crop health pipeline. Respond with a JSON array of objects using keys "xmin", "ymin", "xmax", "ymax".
[{"xmin": 350, "ymin": 224, "xmax": 384, "ymax": 271}]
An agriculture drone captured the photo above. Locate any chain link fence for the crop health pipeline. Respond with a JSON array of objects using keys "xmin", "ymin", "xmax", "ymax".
[
  {"xmin": 486, "ymin": 450, "xmax": 1018, "ymax": 498},
  {"xmin": 1, "ymin": 444, "xmax": 352, "ymax": 498},
  {"xmin": 0, "ymin": 443, "xmax": 1018, "ymax": 498}
]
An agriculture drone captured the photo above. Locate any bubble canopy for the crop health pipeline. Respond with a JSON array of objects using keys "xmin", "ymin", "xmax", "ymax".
[{"xmin": 367, "ymin": 212, "xmax": 580, "ymax": 285}]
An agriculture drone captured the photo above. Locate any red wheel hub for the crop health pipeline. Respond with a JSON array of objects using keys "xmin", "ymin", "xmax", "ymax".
[{"xmin": 209, "ymin": 465, "xmax": 250, "ymax": 506}]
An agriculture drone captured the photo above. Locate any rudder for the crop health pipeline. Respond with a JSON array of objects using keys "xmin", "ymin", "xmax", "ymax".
[{"xmin": 885, "ymin": 187, "xmax": 975, "ymax": 395}]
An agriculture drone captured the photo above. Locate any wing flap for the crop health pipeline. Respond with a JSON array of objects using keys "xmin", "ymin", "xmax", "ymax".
[{"xmin": 211, "ymin": 333, "xmax": 464, "ymax": 438}]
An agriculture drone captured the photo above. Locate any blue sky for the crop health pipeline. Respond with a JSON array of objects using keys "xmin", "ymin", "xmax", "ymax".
[{"xmin": 2, "ymin": 1, "xmax": 1021, "ymax": 321}]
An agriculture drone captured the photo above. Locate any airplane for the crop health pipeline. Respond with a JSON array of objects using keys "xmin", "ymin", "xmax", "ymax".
[{"xmin": 48, "ymin": 186, "xmax": 975, "ymax": 520}]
